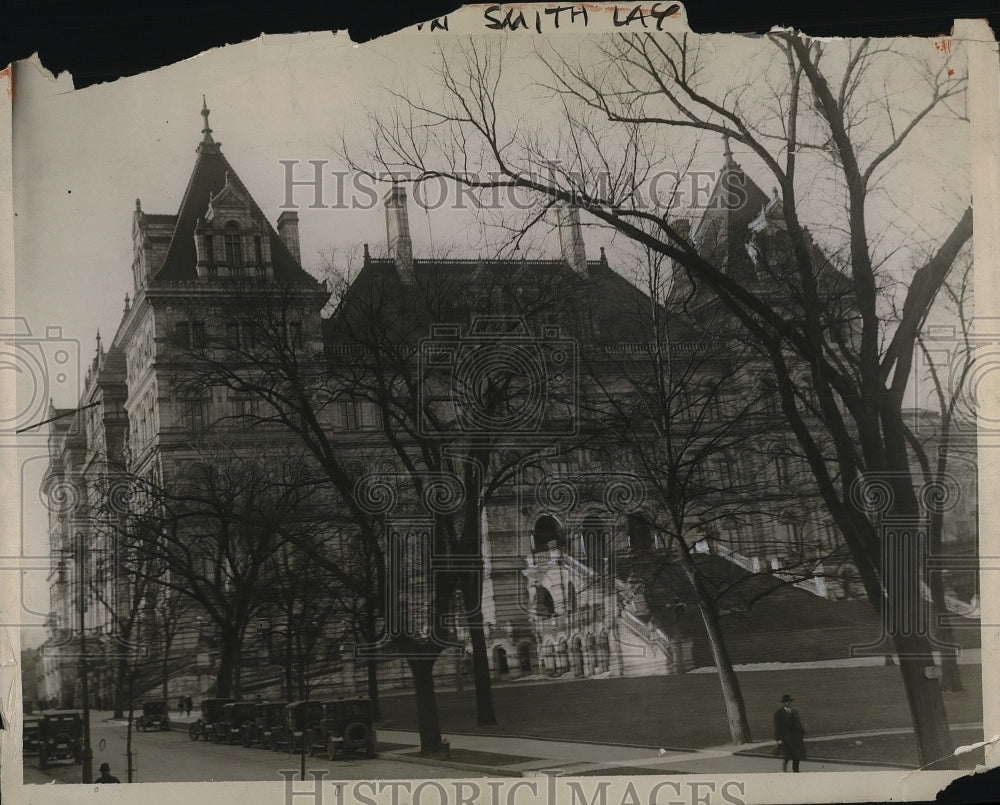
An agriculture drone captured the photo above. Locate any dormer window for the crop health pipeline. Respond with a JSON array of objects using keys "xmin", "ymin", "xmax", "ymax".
[{"xmin": 224, "ymin": 222, "xmax": 244, "ymax": 271}]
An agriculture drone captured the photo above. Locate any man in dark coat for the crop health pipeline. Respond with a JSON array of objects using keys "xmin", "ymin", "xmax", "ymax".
[
  {"xmin": 96, "ymin": 762, "xmax": 121, "ymax": 783},
  {"xmin": 773, "ymin": 694, "xmax": 806, "ymax": 772}
]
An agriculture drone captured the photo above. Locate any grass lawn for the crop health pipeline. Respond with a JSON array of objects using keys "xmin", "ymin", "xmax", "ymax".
[{"xmin": 379, "ymin": 665, "xmax": 983, "ymax": 755}]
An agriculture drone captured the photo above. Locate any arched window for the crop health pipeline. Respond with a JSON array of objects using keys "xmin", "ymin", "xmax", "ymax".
[
  {"xmin": 533, "ymin": 515, "xmax": 563, "ymax": 552},
  {"xmin": 566, "ymin": 581, "xmax": 576, "ymax": 612},
  {"xmin": 224, "ymin": 222, "xmax": 244, "ymax": 271}
]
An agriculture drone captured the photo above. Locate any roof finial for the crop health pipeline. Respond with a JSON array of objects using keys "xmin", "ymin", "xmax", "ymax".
[{"xmin": 201, "ymin": 95, "xmax": 214, "ymax": 143}]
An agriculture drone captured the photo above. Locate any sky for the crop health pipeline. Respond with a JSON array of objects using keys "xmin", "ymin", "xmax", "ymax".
[{"xmin": 6, "ymin": 20, "xmax": 975, "ymax": 645}]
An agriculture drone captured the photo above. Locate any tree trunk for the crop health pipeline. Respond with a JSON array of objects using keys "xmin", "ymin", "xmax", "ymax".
[
  {"xmin": 681, "ymin": 553, "xmax": 751, "ymax": 744},
  {"xmin": 215, "ymin": 633, "xmax": 237, "ymax": 699},
  {"xmin": 894, "ymin": 632, "xmax": 956, "ymax": 769},
  {"xmin": 929, "ymin": 574, "xmax": 963, "ymax": 692},
  {"xmin": 407, "ymin": 655, "xmax": 444, "ymax": 756},
  {"xmin": 461, "ymin": 572, "xmax": 497, "ymax": 726},
  {"xmin": 113, "ymin": 657, "xmax": 128, "ymax": 718},
  {"xmin": 366, "ymin": 660, "xmax": 381, "ymax": 720}
]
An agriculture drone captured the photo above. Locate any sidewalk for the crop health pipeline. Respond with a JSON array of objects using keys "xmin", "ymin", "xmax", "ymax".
[
  {"xmin": 374, "ymin": 728, "xmax": 931, "ymax": 775},
  {"xmin": 110, "ymin": 711, "xmax": 980, "ymax": 776}
]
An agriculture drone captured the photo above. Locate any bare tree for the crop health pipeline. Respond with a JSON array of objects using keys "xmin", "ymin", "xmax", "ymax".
[
  {"xmin": 351, "ymin": 32, "xmax": 972, "ymax": 767},
  {"xmin": 904, "ymin": 253, "xmax": 977, "ymax": 692},
  {"xmin": 117, "ymin": 447, "xmax": 320, "ymax": 698}
]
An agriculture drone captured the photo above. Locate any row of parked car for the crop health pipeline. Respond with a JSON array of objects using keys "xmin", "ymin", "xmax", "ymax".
[
  {"xmin": 186, "ymin": 698, "xmax": 377, "ymax": 759},
  {"xmin": 23, "ymin": 711, "xmax": 83, "ymax": 769}
]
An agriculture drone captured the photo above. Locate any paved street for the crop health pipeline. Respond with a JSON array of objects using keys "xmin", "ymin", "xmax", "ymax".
[{"xmin": 22, "ymin": 713, "xmax": 476, "ymax": 784}]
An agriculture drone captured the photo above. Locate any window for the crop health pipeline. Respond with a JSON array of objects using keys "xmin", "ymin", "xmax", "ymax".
[
  {"xmin": 205, "ymin": 235, "xmax": 215, "ymax": 270},
  {"xmin": 226, "ymin": 323, "xmax": 241, "ymax": 349},
  {"xmin": 334, "ymin": 400, "xmax": 382, "ymax": 431},
  {"xmin": 174, "ymin": 321, "xmax": 190, "ymax": 349},
  {"xmin": 185, "ymin": 399, "xmax": 205, "ymax": 432},
  {"xmin": 254, "ymin": 235, "xmax": 263, "ymax": 265},
  {"xmin": 286, "ymin": 322, "xmax": 302, "ymax": 350},
  {"xmin": 775, "ymin": 455, "xmax": 791, "ymax": 486},
  {"xmin": 192, "ymin": 321, "xmax": 206, "ymax": 348},
  {"xmin": 232, "ymin": 391, "xmax": 257, "ymax": 419},
  {"xmin": 224, "ymin": 222, "xmax": 244, "ymax": 269}
]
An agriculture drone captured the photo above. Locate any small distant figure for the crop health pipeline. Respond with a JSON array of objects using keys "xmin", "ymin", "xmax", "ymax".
[
  {"xmin": 96, "ymin": 762, "xmax": 121, "ymax": 784},
  {"xmin": 773, "ymin": 694, "xmax": 806, "ymax": 772},
  {"xmin": 255, "ymin": 693, "xmax": 262, "ymax": 703},
  {"xmin": 178, "ymin": 695, "xmax": 185, "ymax": 714},
  {"xmin": 184, "ymin": 694, "xmax": 192, "ymax": 716}
]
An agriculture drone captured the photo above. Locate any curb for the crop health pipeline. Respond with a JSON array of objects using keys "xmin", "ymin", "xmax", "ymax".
[{"xmin": 380, "ymin": 750, "xmax": 523, "ymax": 777}]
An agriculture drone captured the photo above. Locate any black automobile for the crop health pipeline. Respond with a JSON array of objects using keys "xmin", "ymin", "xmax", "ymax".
[
  {"xmin": 284, "ymin": 701, "xmax": 324, "ymax": 754},
  {"xmin": 214, "ymin": 702, "xmax": 257, "ymax": 745},
  {"xmin": 244, "ymin": 700, "xmax": 288, "ymax": 748},
  {"xmin": 137, "ymin": 700, "xmax": 171, "ymax": 731},
  {"xmin": 23, "ymin": 715, "xmax": 42, "ymax": 755},
  {"xmin": 37, "ymin": 711, "xmax": 83, "ymax": 769},
  {"xmin": 189, "ymin": 698, "xmax": 234, "ymax": 741},
  {"xmin": 313, "ymin": 698, "xmax": 377, "ymax": 759}
]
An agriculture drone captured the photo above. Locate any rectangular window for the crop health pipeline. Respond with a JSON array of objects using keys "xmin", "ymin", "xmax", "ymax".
[
  {"xmin": 174, "ymin": 321, "xmax": 190, "ymax": 349},
  {"xmin": 226, "ymin": 323, "xmax": 241, "ymax": 349},
  {"xmin": 205, "ymin": 235, "xmax": 215, "ymax": 267},
  {"xmin": 254, "ymin": 235, "xmax": 263, "ymax": 265},
  {"xmin": 192, "ymin": 321, "xmax": 206, "ymax": 348},
  {"xmin": 359, "ymin": 401, "xmax": 382, "ymax": 430},
  {"xmin": 185, "ymin": 399, "xmax": 205, "ymax": 432},
  {"xmin": 225, "ymin": 233, "xmax": 244, "ymax": 268},
  {"xmin": 334, "ymin": 401, "xmax": 359, "ymax": 431}
]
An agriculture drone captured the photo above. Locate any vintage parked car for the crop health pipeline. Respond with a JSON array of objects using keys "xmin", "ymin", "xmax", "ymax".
[
  {"xmin": 283, "ymin": 701, "xmax": 324, "ymax": 754},
  {"xmin": 137, "ymin": 700, "xmax": 171, "ymax": 731},
  {"xmin": 23, "ymin": 715, "xmax": 42, "ymax": 755},
  {"xmin": 214, "ymin": 702, "xmax": 258, "ymax": 745},
  {"xmin": 309, "ymin": 698, "xmax": 377, "ymax": 759},
  {"xmin": 243, "ymin": 701, "xmax": 288, "ymax": 748},
  {"xmin": 37, "ymin": 711, "xmax": 83, "ymax": 769},
  {"xmin": 188, "ymin": 698, "xmax": 234, "ymax": 741}
]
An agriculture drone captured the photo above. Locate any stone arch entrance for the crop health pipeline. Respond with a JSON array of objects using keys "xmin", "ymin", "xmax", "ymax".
[
  {"xmin": 493, "ymin": 645, "xmax": 509, "ymax": 678},
  {"xmin": 556, "ymin": 638, "xmax": 570, "ymax": 675},
  {"xmin": 570, "ymin": 636, "xmax": 585, "ymax": 677},
  {"xmin": 517, "ymin": 642, "xmax": 534, "ymax": 675},
  {"xmin": 598, "ymin": 630, "xmax": 612, "ymax": 673}
]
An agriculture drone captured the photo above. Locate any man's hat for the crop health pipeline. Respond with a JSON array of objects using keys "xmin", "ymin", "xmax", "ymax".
[
  {"xmin": 781, "ymin": 694, "xmax": 794, "ymax": 703},
  {"xmin": 99, "ymin": 763, "xmax": 110, "ymax": 772}
]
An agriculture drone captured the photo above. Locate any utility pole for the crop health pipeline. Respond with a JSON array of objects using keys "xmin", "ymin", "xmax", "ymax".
[{"xmin": 76, "ymin": 532, "xmax": 93, "ymax": 783}]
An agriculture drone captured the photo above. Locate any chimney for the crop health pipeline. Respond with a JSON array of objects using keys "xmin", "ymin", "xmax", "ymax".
[
  {"xmin": 277, "ymin": 211, "xmax": 301, "ymax": 263},
  {"xmin": 558, "ymin": 204, "xmax": 587, "ymax": 276},
  {"xmin": 384, "ymin": 184, "xmax": 414, "ymax": 282}
]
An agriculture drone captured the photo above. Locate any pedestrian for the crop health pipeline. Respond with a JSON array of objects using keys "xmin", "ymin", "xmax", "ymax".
[
  {"xmin": 773, "ymin": 694, "xmax": 806, "ymax": 772},
  {"xmin": 185, "ymin": 694, "xmax": 192, "ymax": 716},
  {"xmin": 178, "ymin": 695, "xmax": 185, "ymax": 714},
  {"xmin": 96, "ymin": 762, "xmax": 121, "ymax": 784}
]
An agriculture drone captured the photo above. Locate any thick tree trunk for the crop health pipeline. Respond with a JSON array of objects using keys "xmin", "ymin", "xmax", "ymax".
[
  {"xmin": 366, "ymin": 660, "xmax": 382, "ymax": 721},
  {"xmin": 113, "ymin": 657, "xmax": 127, "ymax": 718},
  {"xmin": 681, "ymin": 553, "xmax": 751, "ymax": 744},
  {"xmin": 407, "ymin": 655, "xmax": 444, "ymax": 756},
  {"xmin": 215, "ymin": 633, "xmax": 237, "ymax": 699},
  {"xmin": 894, "ymin": 632, "xmax": 956, "ymax": 769},
  {"xmin": 461, "ymin": 572, "xmax": 497, "ymax": 726}
]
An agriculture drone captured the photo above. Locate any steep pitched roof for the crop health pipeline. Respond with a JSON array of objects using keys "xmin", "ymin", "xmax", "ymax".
[{"xmin": 152, "ymin": 136, "xmax": 315, "ymax": 285}]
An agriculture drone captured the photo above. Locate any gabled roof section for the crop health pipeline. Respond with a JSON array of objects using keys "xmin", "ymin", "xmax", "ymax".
[{"xmin": 151, "ymin": 112, "xmax": 316, "ymax": 285}]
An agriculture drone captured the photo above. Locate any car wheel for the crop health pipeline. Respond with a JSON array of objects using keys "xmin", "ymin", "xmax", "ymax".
[{"xmin": 189, "ymin": 724, "xmax": 199, "ymax": 741}]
